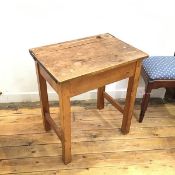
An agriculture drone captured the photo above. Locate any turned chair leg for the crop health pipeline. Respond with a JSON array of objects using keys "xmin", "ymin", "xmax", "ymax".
[{"xmin": 139, "ymin": 84, "xmax": 152, "ymax": 122}]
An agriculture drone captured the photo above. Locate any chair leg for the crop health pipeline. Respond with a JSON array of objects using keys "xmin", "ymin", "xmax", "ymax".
[{"xmin": 139, "ymin": 85, "xmax": 152, "ymax": 123}]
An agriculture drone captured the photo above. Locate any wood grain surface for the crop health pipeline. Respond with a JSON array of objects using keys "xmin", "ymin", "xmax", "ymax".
[
  {"xmin": 30, "ymin": 33, "xmax": 148, "ymax": 82},
  {"xmin": 0, "ymin": 101, "xmax": 175, "ymax": 174}
]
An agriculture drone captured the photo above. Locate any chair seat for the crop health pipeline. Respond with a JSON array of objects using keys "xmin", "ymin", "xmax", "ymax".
[{"xmin": 143, "ymin": 56, "xmax": 175, "ymax": 80}]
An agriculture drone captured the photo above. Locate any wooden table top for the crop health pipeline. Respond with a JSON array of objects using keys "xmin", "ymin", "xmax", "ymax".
[{"xmin": 29, "ymin": 33, "xmax": 148, "ymax": 83}]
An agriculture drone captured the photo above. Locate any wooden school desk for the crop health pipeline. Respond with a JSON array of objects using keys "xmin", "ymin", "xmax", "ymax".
[{"xmin": 29, "ymin": 33, "xmax": 148, "ymax": 164}]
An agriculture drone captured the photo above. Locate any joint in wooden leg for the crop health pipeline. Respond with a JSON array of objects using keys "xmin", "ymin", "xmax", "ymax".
[{"xmin": 43, "ymin": 117, "xmax": 51, "ymax": 131}]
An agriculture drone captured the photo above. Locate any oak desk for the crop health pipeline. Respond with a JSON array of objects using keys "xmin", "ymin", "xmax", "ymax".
[{"xmin": 29, "ymin": 33, "xmax": 148, "ymax": 164}]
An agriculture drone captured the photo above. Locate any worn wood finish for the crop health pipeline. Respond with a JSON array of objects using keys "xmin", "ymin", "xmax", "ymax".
[
  {"xmin": 139, "ymin": 53, "xmax": 175, "ymax": 122},
  {"xmin": 30, "ymin": 33, "xmax": 148, "ymax": 83},
  {"xmin": 121, "ymin": 61, "xmax": 142, "ymax": 134},
  {"xmin": 1, "ymin": 137, "xmax": 175, "ymax": 160},
  {"xmin": 29, "ymin": 33, "xmax": 148, "ymax": 164},
  {"xmin": 0, "ymin": 102, "xmax": 175, "ymax": 174},
  {"xmin": 1, "ymin": 114, "xmax": 175, "ymax": 136},
  {"xmin": 35, "ymin": 62, "xmax": 51, "ymax": 131},
  {"xmin": 69, "ymin": 62, "xmax": 135, "ymax": 97},
  {"xmin": 58, "ymin": 163, "xmax": 175, "ymax": 175},
  {"xmin": 58, "ymin": 83, "xmax": 72, "ymax": 164}
]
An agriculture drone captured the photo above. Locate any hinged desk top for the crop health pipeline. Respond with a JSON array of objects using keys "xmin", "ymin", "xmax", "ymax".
[{"xmin": 29, "ymin": 33, "xmax": 148, "ymax": 83}]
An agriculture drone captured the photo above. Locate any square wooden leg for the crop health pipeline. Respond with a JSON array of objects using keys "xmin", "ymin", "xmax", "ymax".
[
  {"xmin": 121, "ymin": 61, "xmax": 141, "ymax": 134},
  {"xmin": 59, "ymin": 84, "xmax": 72, "ymax": 164},
  {"xmin": 97, "ymin": 86, "xmax": 105, "ymax": 109},
  {"xmin": 35, "ymin": 62, "xmax": 51, "ymax": 131}
]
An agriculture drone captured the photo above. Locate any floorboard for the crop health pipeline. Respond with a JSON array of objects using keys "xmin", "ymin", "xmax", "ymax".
[{"xmin": 0, "ymin": 100, "xmax": 175, "ymax": 174}]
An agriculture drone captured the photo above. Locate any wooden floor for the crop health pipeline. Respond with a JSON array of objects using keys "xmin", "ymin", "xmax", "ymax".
[{"xmin": 0, "ymin": 100, "xmax": 175, "ymax": 175}]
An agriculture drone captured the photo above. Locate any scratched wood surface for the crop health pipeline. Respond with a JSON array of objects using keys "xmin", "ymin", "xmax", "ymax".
[
  {"xmin": 0, "ymin": 101, "xmax": 175, "ymax": 174},
  {"xmin": 29, "ymin": 33, "xmax": 148, "ymax": 82}
]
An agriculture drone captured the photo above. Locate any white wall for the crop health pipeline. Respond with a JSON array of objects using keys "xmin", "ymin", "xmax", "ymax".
[{"xmin": 0, "ymin": 0, "xmax": 175, "ymax": 103}]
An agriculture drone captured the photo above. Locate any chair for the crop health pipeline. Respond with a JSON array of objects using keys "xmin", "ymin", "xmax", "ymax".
[{"xmin": 139, "ymin": 54, "xmax": 175, "ymax": 122}]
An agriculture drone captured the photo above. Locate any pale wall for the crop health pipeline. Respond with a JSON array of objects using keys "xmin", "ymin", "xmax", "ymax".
[{"xmin": 0, "ymin": 0, "xmax": 175, "ymax": 103}]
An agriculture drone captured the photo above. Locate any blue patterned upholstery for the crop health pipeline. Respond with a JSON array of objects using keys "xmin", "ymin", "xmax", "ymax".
[{"xmin": 143, "ymin": 56, "xmax": 175, "ymax": 80}]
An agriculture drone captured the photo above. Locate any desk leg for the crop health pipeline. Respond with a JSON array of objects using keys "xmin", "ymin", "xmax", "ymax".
[
  {"xmin": 59, "ymin": 85, "xmax": 71, "ymax": 164},
  {"xmin": 97, "ymin": 86, "xmax": 105, "ymax": 109},
  {"xmin": 35, "ymin": 62, "xmax": 51, "ymax": 131},
  {"xmin": 121, "ymin": 61, "xmax": 141, "ymax": 134}
]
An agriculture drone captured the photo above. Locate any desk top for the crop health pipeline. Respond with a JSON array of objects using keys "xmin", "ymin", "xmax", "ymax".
[{"xmin": 29, "ymin": 33, "xmax": 148, "ymax": 83}]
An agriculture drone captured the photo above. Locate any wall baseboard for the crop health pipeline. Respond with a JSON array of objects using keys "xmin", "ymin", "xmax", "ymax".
[{"xmin": 0, "ymin": 88, "xmax": 165, "ymax": 103}]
